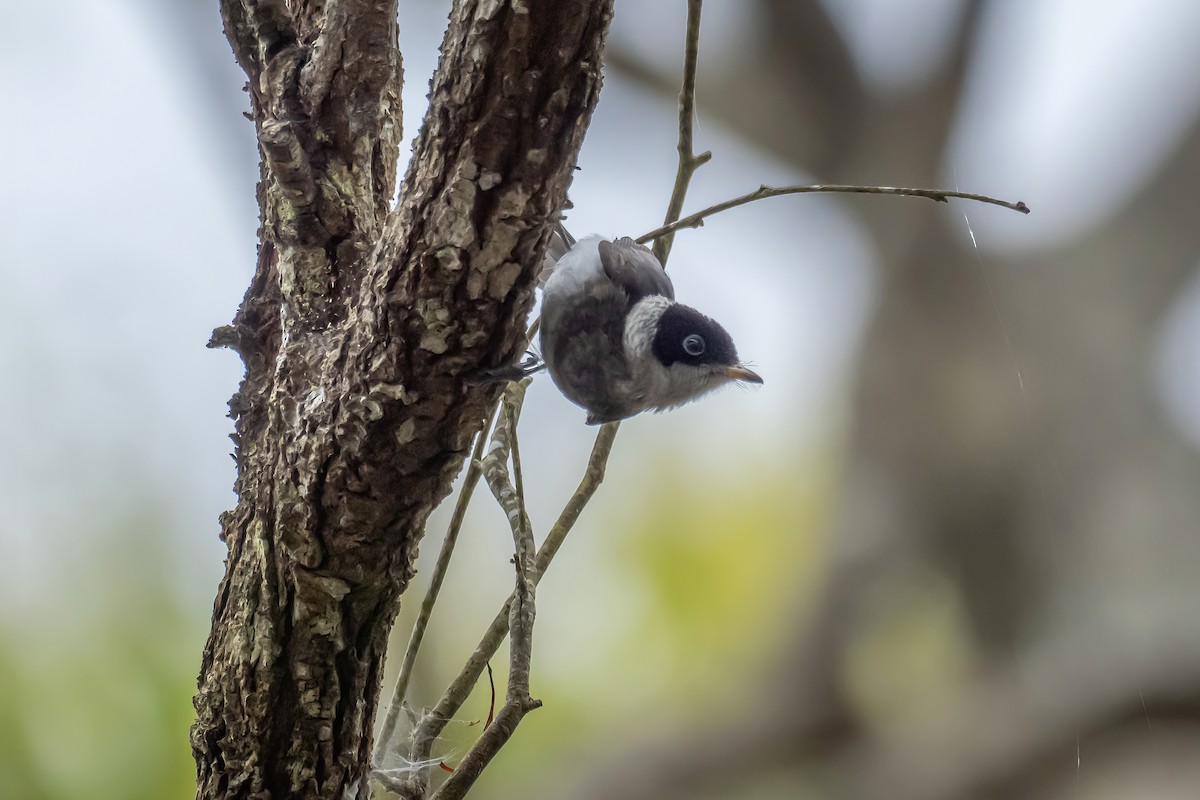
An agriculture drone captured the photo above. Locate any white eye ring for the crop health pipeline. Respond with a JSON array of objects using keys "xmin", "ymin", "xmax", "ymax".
[{"xmin": 682, "ymin": 334, "xmax": 705, "ymax": 356}]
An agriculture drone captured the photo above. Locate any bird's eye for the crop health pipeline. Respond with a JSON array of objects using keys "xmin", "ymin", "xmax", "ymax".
[{"xmin": 682, "ymin": 334, "xmax": 706, "ymax": 356}]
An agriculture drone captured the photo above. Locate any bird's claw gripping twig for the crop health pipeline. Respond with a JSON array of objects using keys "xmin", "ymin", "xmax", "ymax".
[{"xmin": 465, "ymin": 354, "xmax": 545, "ymax": 386}]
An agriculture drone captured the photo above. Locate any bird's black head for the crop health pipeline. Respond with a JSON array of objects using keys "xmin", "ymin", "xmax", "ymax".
[{"xmin": 650, "ymin": 304, "xmax": 740, "ymax": 369}]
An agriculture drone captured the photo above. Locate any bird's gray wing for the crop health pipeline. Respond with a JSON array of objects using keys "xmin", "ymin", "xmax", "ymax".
[{"xmin": 597, "ymin": 237, "xmax": 675, "ymax": 301}]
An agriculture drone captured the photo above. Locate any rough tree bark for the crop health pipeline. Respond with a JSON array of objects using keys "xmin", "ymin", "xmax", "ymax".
[{"xmin": 191, "ymin": 2, "xmax": 614, "ymax": 798}]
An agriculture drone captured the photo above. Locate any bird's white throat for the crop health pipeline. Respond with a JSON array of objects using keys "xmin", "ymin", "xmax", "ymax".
[{"xmin": 623, "ymin": 295, "xmax": 673, "ymax": 360}]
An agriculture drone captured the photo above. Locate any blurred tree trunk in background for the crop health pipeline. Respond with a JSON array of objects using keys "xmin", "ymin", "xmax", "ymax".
[
  {"xmin": 554, "ymin": 1, "xmax": 1200, "ymax": 798},
  {"xmin": 190, "ymin": 3, "xmax": 612, "ymax": 798}
]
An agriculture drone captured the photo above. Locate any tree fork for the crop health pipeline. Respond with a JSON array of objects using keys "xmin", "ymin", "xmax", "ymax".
[{"xmin": 192, "ymin": 2, "xmax": 614, "ymax": 798}]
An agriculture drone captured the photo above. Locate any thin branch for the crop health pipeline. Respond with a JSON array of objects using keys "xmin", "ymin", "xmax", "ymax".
[
  {"xmin": 478, "ymin": 380, "xmax": 534, "ymax": 553},
  {"xmin": 506, "ymin": 407, "xmax": 535, "ymax": 589},
  {"xmin": 652, "ymin": 0, "xmax": 711, "ymax": 266},
  {"xmin": 373, "ymin": 767, "xmax": 414, "ymax": 796},
  {"xmin": 485, "ymin": 662, "xmax": 496, "ymax": 727},
  {"xmin": 403, "ymin": 423, "xmax": 619, "ymax": 790},
  {"xmin": 374, "ymin": 401, "xmax": 501, "ymax": 765},
  {"xmin": 433, "ymin": 385, "xmax": 542, "ymax": 800},
  {"xmin": 636, "ymin": 184, "xmax": 1030, "ymax": 245}
]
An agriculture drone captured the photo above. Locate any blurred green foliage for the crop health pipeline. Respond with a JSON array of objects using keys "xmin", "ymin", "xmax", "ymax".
[
  {"xmin": 0, "ymin": 512, "xmax": 204, "ymax": 800},
  {"xmin": 622, "ymin": 465, "xmax": 826, "ymax": 675},
  {"xmin": 844, "ymin": 565, "xmax": 976, "ymax": 725}
]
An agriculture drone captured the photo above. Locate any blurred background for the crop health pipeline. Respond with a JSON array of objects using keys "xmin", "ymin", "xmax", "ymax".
[{"xmin": 3, "ymin": 0, "xmax": 1200, "ymax": 797}]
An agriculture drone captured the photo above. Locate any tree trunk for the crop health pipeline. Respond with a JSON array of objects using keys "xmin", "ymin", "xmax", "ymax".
[{"xmin": 190, "ymin": 2, "xmax": 613, "ymax": 798}]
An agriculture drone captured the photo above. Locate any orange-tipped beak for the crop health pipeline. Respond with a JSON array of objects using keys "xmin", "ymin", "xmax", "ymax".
[{"xmin": 721, "ymin": 365, "xmax": 763, "ymax": 384}]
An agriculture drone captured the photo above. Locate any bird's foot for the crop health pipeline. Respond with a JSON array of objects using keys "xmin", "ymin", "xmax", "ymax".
[{"xmin": 465, "ymin": 354, "xmax": 545, "ymax": 386}]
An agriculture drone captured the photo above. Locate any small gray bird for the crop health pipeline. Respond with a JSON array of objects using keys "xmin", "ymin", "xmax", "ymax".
[{"xmin": 539, "ymin": 232, "xmax": 762, "ymax": 425}]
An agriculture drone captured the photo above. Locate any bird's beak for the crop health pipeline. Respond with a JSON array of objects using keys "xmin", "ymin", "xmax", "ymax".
[{"xmin": 721, "ymin": 365, "xmax": 763, "ymax": 384}]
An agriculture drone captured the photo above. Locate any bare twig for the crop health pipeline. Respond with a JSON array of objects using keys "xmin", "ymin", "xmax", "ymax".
[
  {"xmin": 637, "ymin": 183, "xmax": 1029, "ymax": 245},
  {"xmin": 484, "ymin": 662, "xmax": 496, "ymax": 727},
  {"xmin": 373, "ymin": 767, "xmax": 413, "ymax": 796},
  {"xmin": 478, "ymin": 380, "xmax": 534, "ymax": 551},
  {"xmin": 403, "ymin": 423, "xmax": 619, "ymax": 790},
  {"xmin": 433, "ymin": 384, "xmax": 542, "ymax": 799},
  {"xmin": 374, "ymin": 401, "xmax": 500, "ymax": 765},
  {"xmin": 653, "ymin": 0, "xmax": 711, "ymax": 266},
  {"xmin": 506, "ymin": 409, "xmax": 535, "ymax": 588}
]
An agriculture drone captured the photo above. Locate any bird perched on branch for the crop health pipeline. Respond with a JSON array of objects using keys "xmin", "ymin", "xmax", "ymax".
[{"xmin": 537, "ymin": 228, "xmax": 761, "ymax": 425}]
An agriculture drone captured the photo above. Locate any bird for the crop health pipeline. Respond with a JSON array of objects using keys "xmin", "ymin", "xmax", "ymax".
[{"xmin": 537, "ymin": 230, "xmax": 762, "ymax": 425}]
